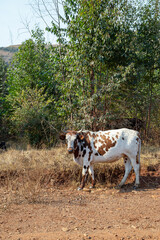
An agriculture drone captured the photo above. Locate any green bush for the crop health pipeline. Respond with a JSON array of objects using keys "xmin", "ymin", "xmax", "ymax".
[{"xmin": 7, "ymin": 87, "xmax": 56, "ymax": 147}]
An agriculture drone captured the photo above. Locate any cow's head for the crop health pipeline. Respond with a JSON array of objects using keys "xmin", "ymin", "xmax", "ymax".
[{"xmin": 59, "ymin": 130, "xmax": 84, "ymax": 154}]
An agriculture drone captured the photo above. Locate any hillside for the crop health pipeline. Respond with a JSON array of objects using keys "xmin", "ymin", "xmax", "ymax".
[{"xmin": 0, "ymin": 45, "xmax": 20, "ymax": 64}]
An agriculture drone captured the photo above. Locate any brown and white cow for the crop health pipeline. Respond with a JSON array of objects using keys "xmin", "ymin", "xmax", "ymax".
[{"xmin": 60, "ymin": 128, "xmax": 141, "ymax": 190}]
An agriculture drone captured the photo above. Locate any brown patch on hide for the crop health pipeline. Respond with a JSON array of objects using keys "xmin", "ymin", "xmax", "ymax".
[
  {"xmin": 116, "ymin": 134, "xmax": 119, "ymax": 139},
  {"xmin": 100, "ymin": 135, "xmax": 107, "ymax": 141},
  {"xmin": 105, "ymin": 138, "xmax": 116, "ymax": 152},
  {"xmin": 99, "ymin": 139, "xmax": 104, "ymax": 144},
  {"xmin": 136, "ymin": 144, "xmax": 140, "ymax": 164},
  {"xmin": 67, "ymin": 130, "xmax": 77, "ymax": 135},
  {"xmin": 122, "ymin": 154, "xmax": 128, "ymax": 163},
  {"xmin": 97, "ymin": 137, "xmax": 117, "ymax": 156},
  {"xmin": 94, "ymin": 139, "xmax": 98, "ymax": 149},
  {"xmin": 136, "ymin": 154, "xmax": 139, "ymax": 164},
  {"xmin": 98, "ymin": 144, "xmax": 106, "ymax": 155}
]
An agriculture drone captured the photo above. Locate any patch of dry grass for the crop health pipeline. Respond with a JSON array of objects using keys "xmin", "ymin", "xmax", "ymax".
[
  {"xmin": 0, "ymin": 147, "xmax": 73, "ymax": 171},
  {"xmin": 0, "ymin": 144, "xmax": 159, "ymax": 205},
  {"xmin": 1, "ymin": 144, "xmax": 159, "ymax": 171},
  {"xmin": 141, "ymin": 144, "xmax": 160, "ymax": 167},
  {"xmin": 0, "ymin": 146, "xmax": 81, "ymax": 203}
]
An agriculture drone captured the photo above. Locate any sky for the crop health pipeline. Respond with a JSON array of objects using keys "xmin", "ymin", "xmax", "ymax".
[{"xmin": 0, "ymin": 0, "xmax": 60, "ymax": 47}]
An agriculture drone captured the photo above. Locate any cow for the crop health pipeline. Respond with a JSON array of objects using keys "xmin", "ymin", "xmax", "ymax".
[{"xmin": 60, "ymin": 128, "xmax": 141, "ymax": 190}]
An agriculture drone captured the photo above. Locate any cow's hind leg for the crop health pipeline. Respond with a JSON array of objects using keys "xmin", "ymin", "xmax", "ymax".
[
  {"xmin": 131, "ymin": 159, "xmax": 140, "ymax": 189},
  {"xmin": 132, "ymin": 141, "xmax": 141, "ymax": 189},
  {"xmin": 119, "ymin": 156, "xmax": 132, "ymax": 188}
]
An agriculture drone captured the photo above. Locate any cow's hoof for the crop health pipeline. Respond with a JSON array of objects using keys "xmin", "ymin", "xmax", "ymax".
[
  {"xmin": 89, "ymin": 185, "xmax": 95, "ymax": 189},
  {"xmin": 77, "ymin": 187, "xmax": 83, "ymax": 191}
]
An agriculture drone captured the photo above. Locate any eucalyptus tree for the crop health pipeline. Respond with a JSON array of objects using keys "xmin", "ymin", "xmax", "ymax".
[
  {"xmin": 134, "ymin": 0, "xmax": 160, "ymax": 136},
  {"xmin": 0, "ymin": 56, "xmax": 8, "ymax": 138},
  {"xmin": 55, "ymin": 0, "xmax": 138, "ymax": 130},
  {"xmin": 7, "ymin": 28, "xmax": 56, "ymax": 97},
  {"xmin": 6, "ymin": 29, "xmax": 60, "ymax": 146},
  {"xmin": 0, "ymin": 56, "xmax": 7, "ymax": 102}
]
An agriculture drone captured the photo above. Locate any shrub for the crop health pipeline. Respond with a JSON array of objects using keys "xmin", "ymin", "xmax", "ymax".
[{"xmin": 7, "ymin": 87, "xmax": 56, "ymax": 147}]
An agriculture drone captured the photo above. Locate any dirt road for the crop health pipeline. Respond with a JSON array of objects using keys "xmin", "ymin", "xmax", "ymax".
[{"xmin": 0, "ymin": 183, "xmax": 160, "ymax": 240}]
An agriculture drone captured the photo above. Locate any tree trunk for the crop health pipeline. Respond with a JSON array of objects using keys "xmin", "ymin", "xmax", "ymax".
[{"xmin": 90, "ymin": 67, "xmax": 96, "ymax": 131}]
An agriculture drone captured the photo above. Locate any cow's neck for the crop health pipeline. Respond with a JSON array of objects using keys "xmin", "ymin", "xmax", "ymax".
[{"xmin": 73, "ymin": 140, "xmax": 80, "ymax": 159}]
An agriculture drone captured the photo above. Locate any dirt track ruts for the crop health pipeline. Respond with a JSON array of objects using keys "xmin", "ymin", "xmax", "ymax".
[{"xmin": 0, "ymin": 184, "xmax": 160, "ymax": 240}]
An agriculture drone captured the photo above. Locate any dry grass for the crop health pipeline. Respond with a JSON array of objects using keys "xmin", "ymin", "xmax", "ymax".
[
  {"xmin": 141, "ymin": 144, "xmax": 160, "ymax": 166},
  {"xmin": 0, "ymin": 144, "xmax": 159, "ymax": 206},
  {"xmin": 1, "ymin": 144, "xmax": 159, "ymax": 171}
]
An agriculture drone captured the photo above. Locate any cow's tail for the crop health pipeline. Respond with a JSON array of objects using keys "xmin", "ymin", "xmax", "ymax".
[{"xmin": 137, "ymin": 137, "xmax": 141, "ymax": 172}]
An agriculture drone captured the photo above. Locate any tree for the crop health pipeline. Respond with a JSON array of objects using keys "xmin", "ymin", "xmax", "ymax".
[
  {"xmin": 0, "ymin": 56, "xmax": 7, "ymax": 109},
  {"xmin": 5, "ymin": 0, "xmax": 160, "ymax": 145},
  {"xmin": 6, "ymin": 28, "xmax": 60, "ymax": 146},
  {"xmin": 0, "ymin": 56, "xmax": 9, "ymax": 139},
  {"xmin": 7, "ymin": 28, "xmax": 56, "ymax": 98},
  {"xmin": 50, "ymin": 0, "xmax": 138, "ymax": 130},
  {"xmin": 134, "ymin": 0, "xmax": 160, "ymax": 137}
]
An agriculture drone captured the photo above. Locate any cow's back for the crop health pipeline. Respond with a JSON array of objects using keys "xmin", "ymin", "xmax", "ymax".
[{"xmin": 92, "ymin": 128, "xmax": 140, "ymax": 163}]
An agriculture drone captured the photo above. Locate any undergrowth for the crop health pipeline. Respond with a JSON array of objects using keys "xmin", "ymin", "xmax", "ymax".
[{"xmin": 0, "ymin": 144, "xmax": 159, "ymax": 205}]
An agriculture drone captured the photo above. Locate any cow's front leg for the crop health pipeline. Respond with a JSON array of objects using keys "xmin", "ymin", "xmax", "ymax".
[
  {"xmin": 89, "ymin": 165, "xmax": 95, "ymax": 189},
  {"xmin": 78, "ymin": 162, "xmax": 89, "ymax": 190}
]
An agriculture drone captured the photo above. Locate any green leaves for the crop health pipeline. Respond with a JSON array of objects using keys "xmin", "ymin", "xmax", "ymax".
[
  {"xmin": 1, "ymin": 0, "xmax": 160, "ymax": 144},
  {"xmin": 7, "ymin": 87, "xmax": 55, "ymax": 147},
  {"xmin": 0, "ymin": 56, "xmax": 8, "ymax": 117}
]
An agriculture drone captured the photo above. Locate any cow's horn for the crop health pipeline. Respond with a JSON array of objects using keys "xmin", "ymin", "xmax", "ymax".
[{"xmin": 77, "ymin": 129, "xmax": 82, "ymax": 133}]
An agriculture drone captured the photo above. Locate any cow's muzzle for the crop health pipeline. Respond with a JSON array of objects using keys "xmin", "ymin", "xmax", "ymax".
[{"xmin": 67, "ymin": 147, "xmax": 74, "ymax": 154}]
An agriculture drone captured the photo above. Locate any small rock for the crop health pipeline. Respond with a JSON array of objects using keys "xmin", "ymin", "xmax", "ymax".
[
  {"xmin": 107, "ymin": 225, "xmax": 112, "ymax": 228},
  {"xmin": 62, "ymin": 227, "xmax": 69, "ymax": 232},
  {"xmin": 83, "ymin": 188, "xmax": 91, "ymax": 192},
  {"xmin": 131, "ymin": 225, "xmax": 136, "ymax": 229}
]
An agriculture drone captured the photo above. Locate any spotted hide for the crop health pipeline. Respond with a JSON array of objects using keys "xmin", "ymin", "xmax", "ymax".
[{"xmin": 60, "ymin": 128, "xmax": 141, "ymax": 190}]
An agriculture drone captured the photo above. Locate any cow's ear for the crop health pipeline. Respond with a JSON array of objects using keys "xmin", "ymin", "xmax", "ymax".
[
  {"xmin": 78, "ymin": 134, "xmax": 84, "ymax": 140},
  {"xmin": 59, "ymin": 133, "xmax": 66, "ymax": 140}
]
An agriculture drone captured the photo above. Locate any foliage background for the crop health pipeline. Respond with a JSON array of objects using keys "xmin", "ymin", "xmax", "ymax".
[{"xmin": 0, "ymin": 0, "xmax": 160, "ymax": 147}]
